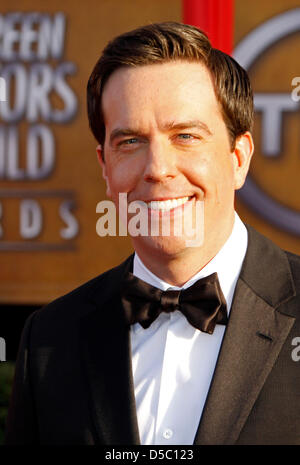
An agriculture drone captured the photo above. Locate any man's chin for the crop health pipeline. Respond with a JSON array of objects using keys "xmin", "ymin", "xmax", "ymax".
[{"xmin": 132, "ymin": 234, "xmax": 201, "ymax": 258}]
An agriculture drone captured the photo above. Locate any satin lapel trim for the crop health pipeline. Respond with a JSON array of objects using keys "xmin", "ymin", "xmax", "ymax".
[
  {"xmin": 193, "ymin": 278, "xmax": 295, "ymax": 445},
  {"xmin": 80, "ymin": 296, "xmax": 140, "ymax": 445}
]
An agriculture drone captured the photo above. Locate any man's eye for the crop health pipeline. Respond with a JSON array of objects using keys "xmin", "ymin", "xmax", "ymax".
[
  {"xmin": 177, "ymin": 133, "xmax": 195, "ymax": 141},
  {"xmin": 121, "ymin": 138, "xmax": 138, "ymax": 145}
]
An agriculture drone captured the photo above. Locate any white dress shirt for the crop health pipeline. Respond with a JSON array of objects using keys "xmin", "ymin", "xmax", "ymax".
[{"xmin": 130, "ymin": 212, "xmax": 248, "ymax": 445}]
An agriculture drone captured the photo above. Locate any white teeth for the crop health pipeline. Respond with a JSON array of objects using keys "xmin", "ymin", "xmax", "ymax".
[{"xmin": 147, "ymin": 196, "xmax": 190, "ymax": 211}]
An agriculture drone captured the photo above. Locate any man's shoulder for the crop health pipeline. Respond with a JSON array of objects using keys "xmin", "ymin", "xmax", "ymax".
[
  {"xmin": 245, "ymin": 223, "xmax": 300, "ymax": 266},
  {"xmin": 284, "ymin": 249, "xmax": 300, "ymax": 284},
  {"xmin": 31, "ymin": 254, "xmax": 133, "ymax": 328},
  {"xmin": 244, "ymin": 223, "xmax": 300, "ymax": 316}
]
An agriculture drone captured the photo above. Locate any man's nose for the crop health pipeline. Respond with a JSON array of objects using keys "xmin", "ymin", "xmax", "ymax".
[{"xmin": 143, "ymin": 140, "xmax": 177, "ymax": 183}]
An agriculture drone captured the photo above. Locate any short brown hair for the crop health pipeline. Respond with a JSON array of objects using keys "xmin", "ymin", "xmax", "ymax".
[{"xmin": 87, "ymin": 22, "xmax": 253, "ymax": 151}]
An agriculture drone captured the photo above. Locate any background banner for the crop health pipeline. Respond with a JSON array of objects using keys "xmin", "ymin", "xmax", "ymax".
[{"xmin": 0, "ymin": 0, "xmax": 299, "ymax": 307}]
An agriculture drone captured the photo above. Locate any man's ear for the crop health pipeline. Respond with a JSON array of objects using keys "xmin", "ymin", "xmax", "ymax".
[
  {"xmin": 232, "ymin": 132, "xmax": 254, "ymax": 190},
  {"xmin": 96, "ymin": 145, "xmax": 111, "ymax": 197}
]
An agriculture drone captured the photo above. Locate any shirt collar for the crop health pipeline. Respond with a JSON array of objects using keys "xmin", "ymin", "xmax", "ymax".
[{"xmin": 133, "ymin": 211, "xmax": 248, "ymax": 314}]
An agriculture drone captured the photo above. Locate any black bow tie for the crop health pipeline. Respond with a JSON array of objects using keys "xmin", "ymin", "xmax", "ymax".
[{"xmin": 121, "ymin": 272, "xmax": 228, "ymax": 334}]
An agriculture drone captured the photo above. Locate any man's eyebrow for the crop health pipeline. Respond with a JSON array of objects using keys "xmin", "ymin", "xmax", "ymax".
[
  {"xmin": 109, "ymin": 128, "xmax": 145, "ymax": 145},
  {"xmin": 109, "ymin": 120, "xmax": 212, "ymax": 145},
  {"xmin": 162, "ymin": 120, "xmax": 212, "ymax": 135}
]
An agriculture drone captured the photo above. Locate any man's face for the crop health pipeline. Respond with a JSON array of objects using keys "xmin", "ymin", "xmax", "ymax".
[{"xmin": 98, "ymin": 60, "xmax": 253, "ymax": 260}]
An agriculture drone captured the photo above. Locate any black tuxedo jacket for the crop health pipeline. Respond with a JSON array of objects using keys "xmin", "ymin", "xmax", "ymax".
[{"xmin": 5, "ymin": 225, "xmax": 300, "ymax": 445}]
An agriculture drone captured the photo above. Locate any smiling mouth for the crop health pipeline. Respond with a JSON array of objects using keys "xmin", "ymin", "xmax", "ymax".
[{"xmin": 145, "ymin": 196, "xmax": 193, "ymax": 211}]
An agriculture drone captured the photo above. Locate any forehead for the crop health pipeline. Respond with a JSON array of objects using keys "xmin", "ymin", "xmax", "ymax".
[{"xmin": 101, "ymin": 60, "xmax": 221, "ymax": 129}]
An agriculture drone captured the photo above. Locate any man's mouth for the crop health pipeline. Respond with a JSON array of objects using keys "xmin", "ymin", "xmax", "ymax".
[{"xmin": 145, "ymin": 196, "xmax": 193, "ymax": 211}]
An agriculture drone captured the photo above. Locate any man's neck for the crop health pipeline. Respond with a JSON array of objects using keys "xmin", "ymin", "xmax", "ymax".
[{"xmin": 133, "ymin": 213, "xmax": 235, "ymax": 287}]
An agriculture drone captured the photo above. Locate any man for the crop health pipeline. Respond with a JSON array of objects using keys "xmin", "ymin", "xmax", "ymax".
[{"xmin": 5, "ymin": 22, "xmax": 300, "ymax": 445}]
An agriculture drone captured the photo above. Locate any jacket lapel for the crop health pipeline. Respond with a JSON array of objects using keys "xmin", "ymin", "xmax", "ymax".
[
  {"xmin": 193, "ymin": 225, "xmax": 296, "ymax": 444},
  {"xmin": 80, "ymin": 255, "xmax": 141, "ymax": 445}
]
